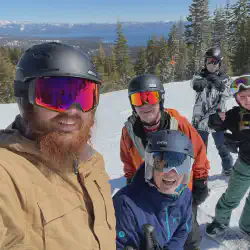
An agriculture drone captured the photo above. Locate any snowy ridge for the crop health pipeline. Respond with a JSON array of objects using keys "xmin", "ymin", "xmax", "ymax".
[{"xmin": 0, "ymin": 80, "xmax": 249, "ymax": 250}]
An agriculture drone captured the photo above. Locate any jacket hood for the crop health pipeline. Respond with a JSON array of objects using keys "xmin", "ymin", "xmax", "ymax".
[{"xmin": 0, "ymin": 115, "xmax": 40, "ymax": 157}]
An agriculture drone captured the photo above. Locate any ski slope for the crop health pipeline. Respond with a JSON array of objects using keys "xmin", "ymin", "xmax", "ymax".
[{"xmin": 0, "ymin": 80, "xmax": 249, "ymax": 250}]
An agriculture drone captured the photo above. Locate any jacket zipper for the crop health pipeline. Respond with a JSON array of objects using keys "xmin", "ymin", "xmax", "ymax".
[
  {"xmin": 72, "ymin": 154, "xmax": 79, "ymax": 175},
  {"xmin": 165, "ymin": 207, "xmax": 171, "ymax": 241}
]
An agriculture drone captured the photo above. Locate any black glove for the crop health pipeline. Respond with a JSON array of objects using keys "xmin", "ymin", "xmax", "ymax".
[
  {"xmin": 207, "ymin": 74, "xmax": 226, "ymax": 92},
  {"xmin": 127, "ymin": 178, "xmax": 132, "ymax": 185},
  {"xmin": 192, "ymin": 77, "xmax": 207, "ymax": 92},
  {"xmin": 224, "ymin": 133, "xmax": 240, "ymax": 153},
  {"xmin": 208, "ymin": 113, "xmax": 224, "ymax": 130},
  {"xmin": 192, "ymin": 178, "xmax": 209, "ymax": 206}
]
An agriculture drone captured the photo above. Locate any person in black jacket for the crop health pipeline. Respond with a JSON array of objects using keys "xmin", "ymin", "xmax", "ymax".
[
  {"xmin": 191, "ymin": 46, "xmax": 233, "ymax": 176},
  {"xmin": 206, "ymin": 75, "xmax": 250, "ymax": 237}
]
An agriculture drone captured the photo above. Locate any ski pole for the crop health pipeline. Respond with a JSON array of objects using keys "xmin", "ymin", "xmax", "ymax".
[{"xmin": 143, "ymin": 224, "xmax": 161, "ymax": 250}]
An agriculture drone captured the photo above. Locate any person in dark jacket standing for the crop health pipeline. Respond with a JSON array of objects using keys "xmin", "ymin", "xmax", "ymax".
[
  {"xmin": 191, "ymin": 46, "xmax": 233, "ymax": 176},
  {"xmin": 206, "ymin": 75, "xmax": 250, "ymax": 237},
  {"xmin": 114, "ymin": 130, "xmax": 193, "ymax": 250}
]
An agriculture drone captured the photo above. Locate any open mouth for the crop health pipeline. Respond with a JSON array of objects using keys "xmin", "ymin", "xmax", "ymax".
[
  {"xmin": 162, "ymin": 179, "xmax": 176, "ymax": 185},
  {"xmin": 58, "ymin": 120, "xmax": 76, "ymax": 125},
  {"xmin": 142, "ymin": 109, "xmax": 152, "ymax": 114}
]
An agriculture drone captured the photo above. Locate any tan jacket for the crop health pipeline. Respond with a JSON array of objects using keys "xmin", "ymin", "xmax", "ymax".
[{"xmin": 0, "ymin": 119, "xmax": 116, "ymax": 250}]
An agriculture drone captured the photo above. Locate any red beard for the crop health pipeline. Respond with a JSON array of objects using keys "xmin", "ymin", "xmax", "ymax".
[{"xmin": 34, "ymin": 112, "xmax": 95, "ymax": 170}]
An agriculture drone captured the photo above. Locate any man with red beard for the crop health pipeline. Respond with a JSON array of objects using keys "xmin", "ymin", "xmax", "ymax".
[{"xmin": 0, "ymin": 42, "xmax": 116, "ymax": 250}]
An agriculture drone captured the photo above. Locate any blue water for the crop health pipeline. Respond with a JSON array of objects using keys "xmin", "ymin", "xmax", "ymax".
[{"xmin": 31, "ymin": 30, "xmax": 169, "ymax": 46}]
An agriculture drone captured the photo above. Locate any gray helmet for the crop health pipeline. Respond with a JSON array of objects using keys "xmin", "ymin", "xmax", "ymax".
[
  {"xmin": 128, "ymin": 74, "xmax": 165, "ymax": 110},
  {"xmin": 145, "ymin": 130, "xmax": 194, "ymax": 183},
  {"xmin": 14, "ymin": 42, "xmax": 101, "ymax": 116},
  {"xmin": 146, "ymin": 130, "xmax": 194, "ymax": 157}
]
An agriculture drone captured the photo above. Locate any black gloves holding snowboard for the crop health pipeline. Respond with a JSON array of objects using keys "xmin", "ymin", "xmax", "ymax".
[
  {"xmin": 192, "ymin": 76, "xmax": 207, "ymax": 92},
  {"xmin": 206, "ymin": 74, "xmax": 226, "ymax": 92},
  {"xmin": 192, "ymin": 178, "xmax": 209, "ymax": 206},
  {"xmin": 193, "ymin": 73, "xmax": 227, "ymax": 93}
]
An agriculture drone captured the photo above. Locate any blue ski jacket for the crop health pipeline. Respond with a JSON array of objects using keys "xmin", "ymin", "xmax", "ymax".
[{"xmin": 113, "ymin": 164, "xmax": 192, "ymax": 250}]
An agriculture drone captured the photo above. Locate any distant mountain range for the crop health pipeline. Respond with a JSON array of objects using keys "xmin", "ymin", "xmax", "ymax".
[{"xmin": 0, "ymin": 20, "xmax": 176, "ymax": 46}]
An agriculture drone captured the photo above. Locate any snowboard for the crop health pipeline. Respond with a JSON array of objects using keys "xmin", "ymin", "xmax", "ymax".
[
  {"xmin": 198, "ymin": 207, "xmax": 250, "ymax": 250},
  {"xmin": 206, "ymin": 226, "xmax": 250, "ymax": 250}
]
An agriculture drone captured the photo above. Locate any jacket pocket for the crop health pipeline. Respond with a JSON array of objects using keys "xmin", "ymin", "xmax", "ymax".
[
  {"xmin": 38, "ymin": 195, "xmax": 82, "ymax": 225},
  {"xmin": 38, "ymin": 196, "xmax": 88, "ymax": 250},
  {"xmin": 94, "ymin": 173, "xmax": 116, "ymax": 230}
]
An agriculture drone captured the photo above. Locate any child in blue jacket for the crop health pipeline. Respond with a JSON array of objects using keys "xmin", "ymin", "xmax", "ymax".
[{"xmin": 113, "ymin": 130, "xmax": 194, "ymax": 250}]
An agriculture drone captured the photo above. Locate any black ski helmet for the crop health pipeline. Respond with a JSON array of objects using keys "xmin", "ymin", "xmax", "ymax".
[
  {"xmin": 14, "ymin": 42, "xmax": 102, "ymax": 116},
  {"xmin": 204, "ymin": 46, "xmax": 223, "ymax": 65},
  {"xmin": 128, "ymin": 74, "xmax": 165, "ymax": 111}
]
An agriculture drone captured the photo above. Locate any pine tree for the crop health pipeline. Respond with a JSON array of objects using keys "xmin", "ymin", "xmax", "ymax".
[
  {"xmin": 92, "ymin": 44, "xmax": 106, "ymax": 81},
  {"xmin": 176, "ymin": 17, "xmax": 185, "ymax": 40},
  {"xmin": 114, "ymin": 21, "xmax": 134, "ymax": 84},
  {"xmin": 108, "ymin": 48, "xmax": 119, "ymax": 82},
  {"xmin": 134, "ymin": 47, "xmax": 147, "ymax": 75},
  {"xmin": 212, "ymin": 6, "xmax": 232, "ymax": 74},
  {"xmin": 158, "ymin": 36, "xmax": 169, "ymax": 82},
  {"xmin": 213, "ymin": 8, "xmax": 227, "ymax": 46},
  {"xmin": 230, "ymin": 0, "xmax": 250, "ymax": 75},
  {"xmin": 146, "ymin": 35, "xmax": 161, "ymax": 74},
  {"xmin": 0, "ymin": 49, "xmax": 15, "ymax": 103},
  {"xmin": 185, "ymin": 0, "xmax": 212, "ymax": 74},
  {"xmin": 175, "ymin": 39, "xmax": 189, "ymax": 81},
  {"xmin": 167, "ymin": 24, "xmax": 180, "ymax": 81}
]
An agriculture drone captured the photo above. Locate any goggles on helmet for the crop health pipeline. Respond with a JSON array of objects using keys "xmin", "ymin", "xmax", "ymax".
[
  {"xmin": 130, "ymin": 91, "xmax": 161, "ymax": 107},
  {"xmin": 145, "ymin": 151, "xmax": 192, "ymax": 175},
  {"xmin": 15, "ymin": 76, "xmax": 100, "ymax": 113},
  {"xmin": 206, "ymin": 57, "xmax": 220, "ymax": 65},
  {"xmin": 231, "ymin": 75, "xmax": 250, "ymax": 96},
  {"xmin": 145, "ymin": 130, "xmax": 194, "ymax": 176}
]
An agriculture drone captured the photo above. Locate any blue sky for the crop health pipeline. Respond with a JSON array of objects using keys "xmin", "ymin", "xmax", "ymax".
[{"xmin": 1, "ymin": 0, "xmax": 238, "ymax": 24}]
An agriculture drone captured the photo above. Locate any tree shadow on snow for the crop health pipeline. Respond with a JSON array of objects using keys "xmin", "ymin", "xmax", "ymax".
[{"xmin": 109, "ymin": 176, "xmax": 126, "ymax": 196}]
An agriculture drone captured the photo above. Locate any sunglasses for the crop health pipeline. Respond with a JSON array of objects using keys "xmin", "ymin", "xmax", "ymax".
[
  {"xmin": 206, "ymin": 57, "xmax": 220, "ymax": 65},
  {"xmin": 130, "ymin": 91, "xmax": 161, "ymax": 107},
  {"xmin": 15, "ymin": 76, "xmax": 100, "ymax": 113},
  {"xmin": 231, "ymin": 76, "xmax": 250, "ymax": 96}
]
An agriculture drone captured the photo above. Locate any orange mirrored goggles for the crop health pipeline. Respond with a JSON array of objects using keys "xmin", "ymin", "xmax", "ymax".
[{"xmin": 130, "ymin": 91, "xmax": 161, "ymax": 107}]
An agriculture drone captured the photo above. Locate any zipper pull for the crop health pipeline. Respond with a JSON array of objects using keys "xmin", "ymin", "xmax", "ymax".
[
  {"xmin": 72, "ymin": 154, "xmax": 79, "ymax": 175},
  {"xmin": 73, "ymin": 159, "xmax": 79, "ymax": 175}
]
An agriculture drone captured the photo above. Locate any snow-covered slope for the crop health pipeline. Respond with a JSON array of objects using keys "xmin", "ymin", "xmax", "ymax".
[{"xmin": 0, "ymin": 80, "xmax": 249, "ymax": 250}]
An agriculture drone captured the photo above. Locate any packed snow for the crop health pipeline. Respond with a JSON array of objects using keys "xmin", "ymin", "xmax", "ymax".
[{"xmin": 0, "ymin": 80, "xmax": 249, "ymax": 250}]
